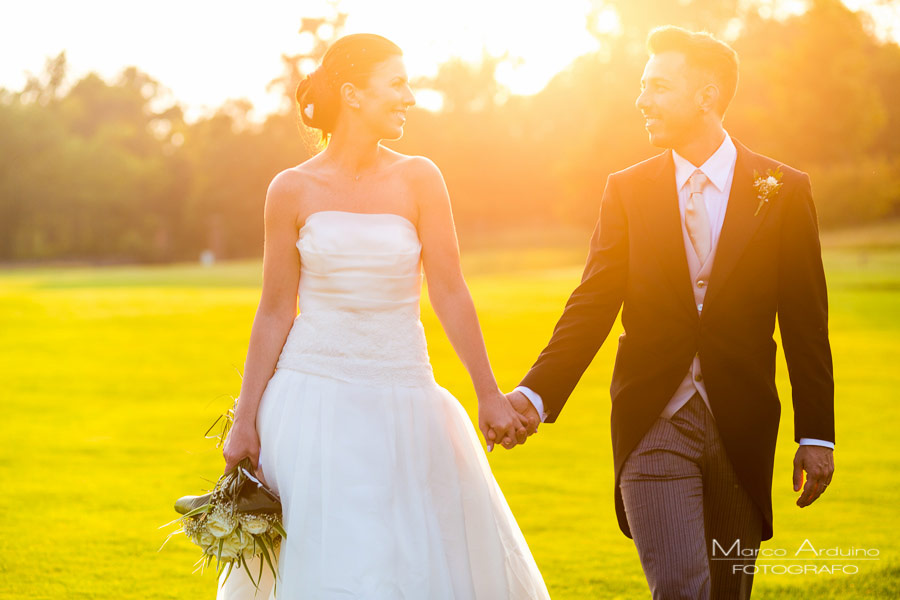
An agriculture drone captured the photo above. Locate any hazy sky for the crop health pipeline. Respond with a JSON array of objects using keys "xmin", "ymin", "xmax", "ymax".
[
  {"xmin": 3, "ymin": 0, "xmax": 896, "ymax": 121},
  {"xmin": 1, "ymin": 0, "xmax": 602, "ymax": 120}
]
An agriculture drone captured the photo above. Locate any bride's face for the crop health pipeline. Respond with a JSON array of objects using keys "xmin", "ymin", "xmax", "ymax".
[{"xmin": 351, "ymin": 56, "xmax": 416, "ymax": 140}]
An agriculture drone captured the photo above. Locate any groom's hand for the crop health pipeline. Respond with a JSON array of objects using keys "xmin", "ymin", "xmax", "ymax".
[
  {"xmin": 793, "ymin": 445, "xmax": 834, "ymax": 507},
  {"xmin": 506, "ymin": 391, "xmax": 540, "ymax": 438}
]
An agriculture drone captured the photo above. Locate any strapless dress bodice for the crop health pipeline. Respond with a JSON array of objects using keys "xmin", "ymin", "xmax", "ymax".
[{"xmin": 275, "ymin": 211, "xmax": 435, "ymax": 386}]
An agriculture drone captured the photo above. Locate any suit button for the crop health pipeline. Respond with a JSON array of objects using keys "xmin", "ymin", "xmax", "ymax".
[
  {"xmin": 695, "ymin": 373, "xmax": 703, "ymax": 382},
  {"xmin": 697, "ymin": 280, "xmax": 706, "ymax": 288}
]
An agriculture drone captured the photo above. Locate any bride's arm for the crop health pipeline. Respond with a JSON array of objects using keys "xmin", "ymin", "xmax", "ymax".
[
  {"xmin": 411, "ymin": 157, "xmax": 530, "ymax": 450},
  {"xmin": 222, "ymin": 171, "xmax": 301, "ymax": 473}
]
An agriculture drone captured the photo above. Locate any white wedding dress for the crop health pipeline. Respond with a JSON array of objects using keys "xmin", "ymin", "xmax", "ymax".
[{"xmin": 216, "ymin": 211, "xmax": 550, "ymax": 599}]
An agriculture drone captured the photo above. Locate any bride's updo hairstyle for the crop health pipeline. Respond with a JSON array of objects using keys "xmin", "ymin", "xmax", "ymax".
[{"xmin": 296, "ymin": 33, "xmax": 403, "ymax": 141}]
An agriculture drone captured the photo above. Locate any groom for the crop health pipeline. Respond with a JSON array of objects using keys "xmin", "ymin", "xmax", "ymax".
[{"xmin": 504, "ymin": 27, "xmax": 835, "ymax": 599}]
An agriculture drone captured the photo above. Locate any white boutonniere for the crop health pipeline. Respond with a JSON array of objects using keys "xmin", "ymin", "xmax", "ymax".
[{"xmin": 752, "ymin": 166, "xmax": 784, "ymax": 216}]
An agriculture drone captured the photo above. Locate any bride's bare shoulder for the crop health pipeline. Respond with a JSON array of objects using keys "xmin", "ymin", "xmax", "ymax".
[
  {"xmin": 385, "ymin": 151, "xmax": 443, "ymax": 183},
  {"xmin": 267, "ymin": 156, "xmax": 329, "ymax": 202},
  {"xmin": 389, "ymin": 155, "xmax": 449, "ymax": 223},
  {"xmin": 273, "ymin": 155, "xmax": 328, "ymax": 188},
  {"xmin": 264, "ymin": 158, "xmax": 327, "ymax": 227}
]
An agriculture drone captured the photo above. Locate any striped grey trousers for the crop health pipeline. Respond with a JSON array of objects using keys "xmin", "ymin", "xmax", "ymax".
[{"xmin": 620, "ymin": 394, "xmax": 763, "ymax": 599}]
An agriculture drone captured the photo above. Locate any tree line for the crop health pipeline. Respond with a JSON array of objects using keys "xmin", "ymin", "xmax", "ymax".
[{"xmin": 1, "ymin": 0, "xmax": 898, "ymax": 263}]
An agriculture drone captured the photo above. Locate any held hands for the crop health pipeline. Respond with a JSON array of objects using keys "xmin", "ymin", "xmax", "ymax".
[
  {"xmin": 478, "ymin": 389, "xmax": 529, "ymax": 452},
  {"xmin": 479, "ymin": 390, "xmax": 541, "ymax": 452},
  {"xmin": 793, "ymin": 445, "xmax": 834, "ymax": 508}
]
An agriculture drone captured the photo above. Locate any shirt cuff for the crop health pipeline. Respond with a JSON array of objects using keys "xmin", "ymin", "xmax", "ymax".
[
  {"xmin": 514, "ymin": 386, "xmax": 548, "ymax": 423},
  {"xmin": 798, "ymin": 438, "xmax": 835, "ymax": 449}
]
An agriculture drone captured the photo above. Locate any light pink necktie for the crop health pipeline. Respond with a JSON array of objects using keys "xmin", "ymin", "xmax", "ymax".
[{"xmin": 686, "ymin": 170, "xmax": 712, "ymax": 264}]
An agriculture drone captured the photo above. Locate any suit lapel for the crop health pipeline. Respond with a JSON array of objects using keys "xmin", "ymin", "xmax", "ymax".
[
  {"xmin": 640, "ymin": 150, "xmax": 698, "ymax": 319},
  {"xmin": 704, "ymin": 139, "xmax": 770, "ymax": 307}
]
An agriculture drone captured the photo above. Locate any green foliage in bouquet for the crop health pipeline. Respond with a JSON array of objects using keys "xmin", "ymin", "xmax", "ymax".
[{"xmin": 160, "ymin": 402, "xmax": 286, "ymax": 594}]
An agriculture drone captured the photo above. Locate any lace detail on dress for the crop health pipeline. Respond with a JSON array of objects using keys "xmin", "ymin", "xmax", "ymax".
[{"xmin": 276, "ymin": 309, "xmax": 435, "ymax": 387}]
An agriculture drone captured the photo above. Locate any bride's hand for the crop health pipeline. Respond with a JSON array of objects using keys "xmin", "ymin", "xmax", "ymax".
[
  {"xmin": 222, "ymin": 418, "xmax": 261, "ymax": 475},
  {"xmin": 478, "ymin": 390, "xmax": 529, "ymax": 452}
]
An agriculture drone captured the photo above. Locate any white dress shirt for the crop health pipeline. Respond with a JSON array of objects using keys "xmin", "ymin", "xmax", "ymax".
[
  {"xmin": 516, "ymin": 133, "xmax": 833, "ymax": 450},
  {"xmin": 673, "ymin": 133, "xmax": 736, "ymax": 260},
  {"xmin": 658, "ymin": 133, "xmax": 738, "ymax": 419}
]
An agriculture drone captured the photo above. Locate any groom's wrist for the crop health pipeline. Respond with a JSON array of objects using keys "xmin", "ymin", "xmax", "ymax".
[
  {"xmin": 513, "ymin": 386, "xmax": 548, "ymax": 422},
  {"xmin": 798, "ymin": 437, "xmax": 834, "ymax": 449}
]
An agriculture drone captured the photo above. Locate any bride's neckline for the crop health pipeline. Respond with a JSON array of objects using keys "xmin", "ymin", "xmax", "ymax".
[{"xmin": 300, "ymin": 210, "xmax": 417, "ymax": 233}]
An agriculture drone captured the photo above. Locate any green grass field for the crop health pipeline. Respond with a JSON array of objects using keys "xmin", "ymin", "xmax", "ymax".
[{"xmin": 1, "ymin": 240, "xmax": 898, "ymax": 599}]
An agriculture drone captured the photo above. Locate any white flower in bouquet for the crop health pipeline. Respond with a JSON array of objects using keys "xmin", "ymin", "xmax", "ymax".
[
  {"xmin": 241, "ymin": 532, "xmax": 257, "ymax": 549},
  {"xmin": 241, "ymin": 513, "xmax": 271, "ymax": 535},
  {"xmin": 206, "ymin": 506, "xmax": 238, "ymax": 538},
  {"xmin": 241, "ymin": 536, "xmax": 261, "ymax": 560},
  {"xmin": 220, "ymin": 531, "xmax": 244, "ymax": 559},
  {"xmin": 193, "ymin": 528, "xmax": 216, "ymax": 548}
]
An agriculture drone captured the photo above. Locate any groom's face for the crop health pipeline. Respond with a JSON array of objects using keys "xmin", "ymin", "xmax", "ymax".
[{"xmin": 636, "ymin": 51, "xmax": 706, "ymax": 149}]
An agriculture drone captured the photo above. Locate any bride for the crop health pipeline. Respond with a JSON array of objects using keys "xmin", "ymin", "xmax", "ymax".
[{"xmin": 217, "ymin": 33, "xmax": 550, "ymax": 599}]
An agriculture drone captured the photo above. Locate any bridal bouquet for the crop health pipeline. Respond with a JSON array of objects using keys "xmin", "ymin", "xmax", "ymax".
[{"xmin": 160, "ymin": 400, "xmax": 286, "ymax": 592}]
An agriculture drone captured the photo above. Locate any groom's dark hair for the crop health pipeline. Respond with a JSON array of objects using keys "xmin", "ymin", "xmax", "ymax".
[{"xmin": 647, "ymin": 26, "xmax": 739, "ymax": 117}]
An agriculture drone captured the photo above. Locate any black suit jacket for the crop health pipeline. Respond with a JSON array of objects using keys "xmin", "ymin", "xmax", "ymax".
[{"xmin": 520, "ymin": 139, "xmax": 834, "ymax": 541}]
